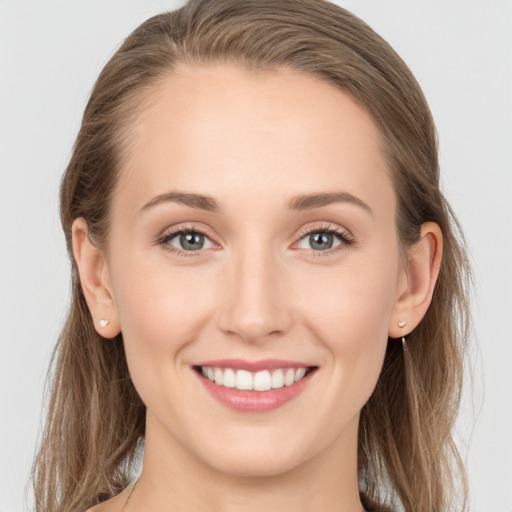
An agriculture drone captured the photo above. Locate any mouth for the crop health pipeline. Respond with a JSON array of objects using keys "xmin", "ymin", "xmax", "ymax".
[
  {"xmin": 192, "ymin": 360, "xmax": 319, "ymax": 412},
  {"xmin": 192, "ymin": 364, "xmax": 317, "ymax": 391}
]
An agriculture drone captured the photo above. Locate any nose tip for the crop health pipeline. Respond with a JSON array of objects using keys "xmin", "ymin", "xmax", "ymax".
[
  {"xmin": 223, "ymin": 315, "xmax": 282, "ymax": 344},
  {"xmin": 218, "ymin": 287, "xmax": 287, "ymax": 344}
]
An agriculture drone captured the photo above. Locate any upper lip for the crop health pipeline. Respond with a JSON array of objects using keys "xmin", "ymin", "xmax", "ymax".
[{"xmin": 194, "ymin": 358, "xmax": 316, "ymax": 372}]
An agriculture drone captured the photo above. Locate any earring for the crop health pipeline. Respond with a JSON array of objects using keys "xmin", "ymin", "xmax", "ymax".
[
  {"xmin": 397, "ymin": 321, "xmax": 407, "ymax": 351},
  {"xmin": 99, "ymin": 319, "xmax": 109, "ymax": 328}
]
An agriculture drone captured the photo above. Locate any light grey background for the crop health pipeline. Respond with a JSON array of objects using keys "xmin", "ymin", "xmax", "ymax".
[{"xmin": 1, "ymin": 1, "xmax": 511, "ymax": 511}]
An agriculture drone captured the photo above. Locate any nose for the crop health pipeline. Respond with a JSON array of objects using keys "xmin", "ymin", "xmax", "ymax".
[{"xmin": 216, "ymin": 242, "xmax": 292, "ymax": 344}]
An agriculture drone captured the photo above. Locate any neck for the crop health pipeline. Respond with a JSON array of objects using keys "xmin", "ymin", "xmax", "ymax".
[{"xmin": 125, "ymin": 412, "xmax": 365, "ymax": 512}]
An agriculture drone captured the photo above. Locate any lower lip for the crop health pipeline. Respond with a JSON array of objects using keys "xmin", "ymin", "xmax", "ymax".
[{"xmin": 195, "ymin": 368, "xmax": 316, "ymax": 413}]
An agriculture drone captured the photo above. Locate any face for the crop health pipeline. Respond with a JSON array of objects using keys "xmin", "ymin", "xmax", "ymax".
[{"xmin": 105, "ymin": 64, "xmax": 404, "ymax": 477}]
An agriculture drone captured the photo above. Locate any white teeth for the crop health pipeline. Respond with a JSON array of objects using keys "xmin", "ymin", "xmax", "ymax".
[
  {"xmin": 223, "ymin": 368, "xmax": 236, "ymax": 388},
  {"xmin": 236, "ymin": 369, "xmax": 253, "ymax": 390},
  {"xmin": 200, "ymin": 366, "xmax": 311, "ymax": 391},
  {"xmin": 271, "ymin": 369, "xmax": 284, "ymax": 389},
  {"xmin": 284, "ymin": 368, "xmax": 295, "ymax": 386},
  {"xmin": 295, "ymin": 367, "xmax": 306, "ymax": 381},
  {"xmin": 214, "ymin": 368, "xmax": 223, "ymax": 386},
  {"xmin": 253, "ymin": 370, "xmax": 272, "ymax": 391}
]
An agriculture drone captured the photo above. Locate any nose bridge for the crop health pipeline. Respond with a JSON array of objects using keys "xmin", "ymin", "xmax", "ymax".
[{"xmin": 217, "ymin": 236, "xmax": 290, "ymax": 343}]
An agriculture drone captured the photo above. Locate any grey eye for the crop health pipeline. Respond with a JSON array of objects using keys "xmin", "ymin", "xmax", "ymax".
[
  {"xmin": 298, "ymin": 231, "xmax": 342, "ymax": 251},
  {"xmin": 169, "ymin": 231, "xmax": 214, "ymax": 251}
]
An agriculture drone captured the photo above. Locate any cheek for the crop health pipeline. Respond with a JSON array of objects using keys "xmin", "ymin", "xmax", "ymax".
[
  {"xmin": 109, "ymin": 253, "xmax": 215, "ymax": 396},
  {"xmin": 296, "ymin": 253, "xmax": 398, "ymax": 406},
  {"xmin": 299, "ymin": 252, "xmax": 398, "ymax": 343}
]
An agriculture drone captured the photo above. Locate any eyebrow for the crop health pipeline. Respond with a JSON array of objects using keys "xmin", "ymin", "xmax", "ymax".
[
  {"xmin": 288, "ymin": 191, "xmax": 373, "ymax": 215},
  {"xmin": 140, "ymin": 192, "xmax": 219, "ymax": 213},
  {"xmin": 139, "ymin": 190, "xmax": 373, "ymax": 215}
]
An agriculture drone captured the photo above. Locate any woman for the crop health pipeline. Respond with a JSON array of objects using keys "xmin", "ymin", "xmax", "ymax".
[{"xmin": 31, "ymin": 0, "xmax": 471, "ymax": 511}]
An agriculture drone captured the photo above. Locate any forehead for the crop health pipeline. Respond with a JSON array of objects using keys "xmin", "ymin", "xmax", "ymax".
[{"xmin": 114, "ymin": 63, "xmax": 394, "ymax": 219}]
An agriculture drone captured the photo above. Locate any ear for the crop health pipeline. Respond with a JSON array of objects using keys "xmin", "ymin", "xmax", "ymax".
[
  {"xmin": 72, "ymin": 218, "xmax": 121, "ymax": 338},
  {"xmin": 388, "ymin": 222, "xmax": 443, "ymax": 338}
]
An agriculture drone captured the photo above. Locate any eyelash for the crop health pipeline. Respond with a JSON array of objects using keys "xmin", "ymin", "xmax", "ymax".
[
  {"xmin": 156, "ymin": 224, "xmax": 217, "ymax": 258},
  {"xmin": 155, "ymin": 223, "xmax": 355, "ymax": 258},
  {"xmin": 296, "ymin": 224, "xmax": 355, "ymax": 258}
]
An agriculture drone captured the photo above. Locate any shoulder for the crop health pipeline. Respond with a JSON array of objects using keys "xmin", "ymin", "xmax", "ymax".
[
  {"xmin": 85, "ymin": 500, "xmax": 120, "ymax": 512},
  {"xmin": 85, "ymin": 502, "xmax": 115, "ymax": 512}
]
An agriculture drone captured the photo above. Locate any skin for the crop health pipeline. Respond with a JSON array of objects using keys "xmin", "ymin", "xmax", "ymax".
[{"xmin": 74, "ymin": 64, "xmax": 442, "ymax": 512}]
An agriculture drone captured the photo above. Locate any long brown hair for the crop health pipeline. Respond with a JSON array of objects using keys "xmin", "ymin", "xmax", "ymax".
[{"xmin": 32, "ymin": 1, "xmax": 472, "ymax": 510}]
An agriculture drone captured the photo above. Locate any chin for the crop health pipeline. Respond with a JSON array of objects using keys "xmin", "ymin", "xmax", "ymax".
[
  {"xmin": 208, "ymin": 452, "xmax": 304, "ymax": 478},
  {"xmin": 194, "ymin": 434, "xmax": 315, "ymax": 479}
]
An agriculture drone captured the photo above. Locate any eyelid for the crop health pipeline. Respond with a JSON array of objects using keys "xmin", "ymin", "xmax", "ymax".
[{"xmin": 294, "ymin": 222, "xmax": 353, "ymax": 241}]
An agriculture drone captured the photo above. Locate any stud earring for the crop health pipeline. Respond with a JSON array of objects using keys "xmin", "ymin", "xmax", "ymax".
[
  {"xmin": 397, "ymin": 321, "xmax": 407, "ymax": 351},
  {"xmin": 99, "ymin": 319, "xmax": 109, "ymax": 328}
]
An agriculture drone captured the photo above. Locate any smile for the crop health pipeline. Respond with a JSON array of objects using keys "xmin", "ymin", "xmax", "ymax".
[
  {"xmin": 193, "ymin": 360, "xmax": 318, "ymax": 412},
  {"xmin": 199, "ymin": 366, "xmax": 312, "ymax": 391}
]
